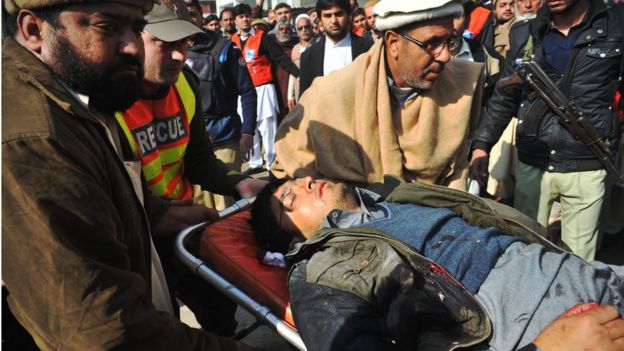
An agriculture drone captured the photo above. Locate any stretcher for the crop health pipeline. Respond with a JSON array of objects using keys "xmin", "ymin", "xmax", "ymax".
[{"xmin": 174, "ymin": 198, "xmax": 306, "ymax": 351}]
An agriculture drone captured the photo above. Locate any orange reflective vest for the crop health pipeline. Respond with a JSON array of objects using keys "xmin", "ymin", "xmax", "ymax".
[
  {"xmin": 231, "ymin": 30, "xmax": 274, "ymax": 87},
  {"xmin": 467, "ymin": 6, "xmax": 491, "ymax": 39},
  {"xmin": 115, "ymin": 73, "xmax": 196, "ymax": 200}
]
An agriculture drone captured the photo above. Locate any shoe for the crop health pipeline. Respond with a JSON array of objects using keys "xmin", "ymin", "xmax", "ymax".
[{"xmin": 242, "ymin": 167, "xmax": 264, "ymax": 176}]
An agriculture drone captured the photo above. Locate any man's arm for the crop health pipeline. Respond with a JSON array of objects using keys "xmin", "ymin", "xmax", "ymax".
[
  {"xmin": 469, "ymin": 44, "xmax": 525, "ymax": 186},
  {"xmin": 288, "ymin": 262, "xmax": 395, "ymax": 351},
  {"xmin": 228, "ymin": 43, "xmax": 257, "ymax": 161},
  {"xmin": 298, "ymin": 48, "xmax": 314, "ymax": 98},
  {"xmin": 1, "ymin": 138, "xmax": 241, "ymax": 351},
  {"xmin": 261, "ymin": 34, "xmax": 300, "ymax": 77}
]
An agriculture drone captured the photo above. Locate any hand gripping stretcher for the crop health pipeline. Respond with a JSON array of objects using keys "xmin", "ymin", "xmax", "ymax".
[{"xmin": 174, "ymin": 198, "xmax": 306, "ymax": 350}]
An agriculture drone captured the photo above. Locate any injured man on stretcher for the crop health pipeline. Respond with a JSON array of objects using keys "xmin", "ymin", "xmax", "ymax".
[{"xmin": 249, "ymin": 177, "xmax": 624, "ymax": 351}]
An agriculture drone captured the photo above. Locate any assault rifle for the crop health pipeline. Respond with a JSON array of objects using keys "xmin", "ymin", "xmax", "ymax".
[{"xmin": 498, "ymin": 60, "xmax": 624, "ymax": 181}]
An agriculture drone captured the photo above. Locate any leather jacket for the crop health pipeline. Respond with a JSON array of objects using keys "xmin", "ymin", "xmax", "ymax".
[{"xmin": 473, "ymin": 0, "xmax": 623, "ymax": 172}]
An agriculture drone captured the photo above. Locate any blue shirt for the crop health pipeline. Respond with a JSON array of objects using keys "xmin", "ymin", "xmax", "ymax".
[
  {"xmin": 542, "ymin": 23, "xmax": 584, "ymax": 74},
  {"xmin": 321, "ymin": 188, "xmax": 523, "ymax": 293}
]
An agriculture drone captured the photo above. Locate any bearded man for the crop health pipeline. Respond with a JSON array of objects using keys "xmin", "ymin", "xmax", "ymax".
[
  {"xmin": 272, "ymin": 0, "xmax": 483, "ymax": 191},
  {"xmin": 2, "ymin": 0, "xmax": 252, "ymax": 349}
]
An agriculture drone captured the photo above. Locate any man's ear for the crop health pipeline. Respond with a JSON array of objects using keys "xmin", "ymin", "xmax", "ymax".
[
  {"xmin": 15, "ymin": 10, "xmax": 47, "ymax": 54},
  {"xmin": 384, "ymin": 30, "xmax": 400, "ymax": 60}
]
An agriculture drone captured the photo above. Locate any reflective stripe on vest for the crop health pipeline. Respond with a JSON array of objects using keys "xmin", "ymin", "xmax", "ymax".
[
  {"xmin": 231, "ymin": 30, "xmax": 274, "ymax": 87},
  {"xmin": 115, "ymin": 72, "xmax": 196, "ymax": 200}
]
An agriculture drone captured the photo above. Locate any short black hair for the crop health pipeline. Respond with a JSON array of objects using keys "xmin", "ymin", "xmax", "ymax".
[
  {"xmin": 4, "ymin": 5, "xmax": 64, "ymax": 37},
  {"xmin": 316, "ymin": 0, "xmax": 352, "ymax": 16},
  {"xmin": 274, "ymin": 2, "xmax": 292, "ymax": 11},
  {"xmin": 204, "ymin": 14, "xmax": 219, "ymax": 24},
  {"xmin": 249, "ymin": 179, "xmax": 294, "ymax": 254},
  {"xmin": 352, "ymin": 7, "xmax": 365, "ymax": 18},
  {"xmin": 233, "ymin": 3, "xmax": 251, "ymax": 17},
  {"xmin": 220, "ymin": 7, "xmax": 234, "ymax": 19}
]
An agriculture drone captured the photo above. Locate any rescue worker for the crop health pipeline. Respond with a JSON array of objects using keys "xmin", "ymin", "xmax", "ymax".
[{"xmin": 115, "ymin": 0, "xmax": 266, "ymax": 336}]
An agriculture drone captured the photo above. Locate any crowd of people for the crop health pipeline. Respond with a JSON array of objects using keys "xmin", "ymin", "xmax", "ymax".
[{"xmin": 2, "ymin": 0, "xmax": 623, "ymax": 350}]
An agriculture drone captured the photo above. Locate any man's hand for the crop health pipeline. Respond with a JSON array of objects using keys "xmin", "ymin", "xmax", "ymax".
[
  {"xmin": 470, "ymin": 148, "xmax": 490, "ymax": 188},
  {"xmin": 239, "ymin": 134, "xmax": 253, "ymax": 162},
  {"xmin": 288, "ymin": 99, "xmax": 296, "ymax": 112},
  {"xmin": 235, "ymin": 178, "xmax": 269, "ymax": 198},
  {"xmin": 152, "ymin": 200, "xmax": 219, "ymax": 237},
  {"xmin": 533, "ymin": 303, "xmax": 624, "ymax": 351}
]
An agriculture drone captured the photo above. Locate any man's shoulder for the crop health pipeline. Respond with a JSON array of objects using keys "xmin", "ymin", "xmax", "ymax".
[{"xmin": 3, "ymin": 41, "xmax": 63, "ymax": 143}]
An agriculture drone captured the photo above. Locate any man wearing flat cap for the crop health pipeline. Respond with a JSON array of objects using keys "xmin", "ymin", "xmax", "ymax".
[
  {"xmin": 272, "ymin": 0, "xmax": 484, "ymax": 191},
  {"xmin": 116, "ymin": 0, "xmax": 266, "ymax": 336},
  {"xmin": 2, "ymin": 0, "xmax": 252, "ymax": 350}
]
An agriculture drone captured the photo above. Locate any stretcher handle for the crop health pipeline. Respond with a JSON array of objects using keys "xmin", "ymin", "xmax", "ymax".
[{"xmin": 174, "ymin": 198, "xmax": 307, "ymax": 351}]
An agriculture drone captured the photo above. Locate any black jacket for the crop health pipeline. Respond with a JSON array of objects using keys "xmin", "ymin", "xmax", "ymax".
[
  {"xmin": 298, "ymin": 34, "xmax": 373, "ymax": 97},
  {"xmin": 473, "ymin": 0, "xmax": 623, "ymax": 172},
  {"xmin": 187, "ymin": 31, "xmax": 257, "ymax": 144}
]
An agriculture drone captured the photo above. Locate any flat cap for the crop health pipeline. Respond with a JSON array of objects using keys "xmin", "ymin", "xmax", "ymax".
[
  {"xmin": 144, "ymin": 0, "xmax": 203, "ymax": 42},
  {"xmin": 4, "ymin": 0, "xmax": 158, "ymax": 15},
  {"xmin": 373, "ymin": 0, "xmax": 463, "ymax": 31}
]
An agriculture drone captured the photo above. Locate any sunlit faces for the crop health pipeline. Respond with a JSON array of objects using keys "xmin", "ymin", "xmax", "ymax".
[
  {"xmin": 319, "ymin": 5, "xmax": 350, "ymax": 42},
  {"xmin": 516, "ymin": 0, "xmax": 542, "ymax": 15},
  {"xmin": 352, "ymin": 12, "xmax": 367, "ymax": 29},
  {"xmin": 141, "ymin": 31, "xmax": 189, "ymax": 98},
  {"xmin": 40, "ymin": 3, "xmax": 146, "ymax": 112},
  {"xmin": 235, "ymin": 12, "xmax": 252, "ymax": 32},
  {"xmin": 494, "ymin": 0, "xmax": 515, "ymax": 23},
  {"xmin": 270, "ymin": 177, "xmax": 360, "ymax": 238},
  {"xmin": 387, "ymin": 16, "xmax": 454, "ymax": 90},
  {"xmin": 220, "ymin": 10, "xmax": 237, "ymax": 34},
  {"xmin": 275, "ymin": 6, "xmax": 292, "ymax": 21},
  {"xmin": 365, "ymin": 6, "xmax": 377, "ymax": 30},
  {"xmin": 205, "ymin": 18, "xmax": 220, "ymax": 31},
  {"xmin": 296, "ymin": 17, "xmax": 313, "ymax": 41}
]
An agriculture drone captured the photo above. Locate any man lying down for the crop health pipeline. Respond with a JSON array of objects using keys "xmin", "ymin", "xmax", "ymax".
[{"xmin": 249, "ymin": 177, "xmax": 624, "ymax": 351}]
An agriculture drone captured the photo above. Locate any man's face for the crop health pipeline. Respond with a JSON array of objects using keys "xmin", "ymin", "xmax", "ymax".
[
  {"xmin": 516, "ymin": 0, "xmax": 542, "ymax": 15},
  {"xmin": 275, "ymin": 6, "xmax": 292, "ymax": 22},
  {"xmin": 221, "ymin": 10, "xmax": 236, "ymax": 33},
  {"xmin": 276, "ymin": 24, "xmax": 292, "ymax": 43},
  {"xmin": 141, "ymin": 31, "xmax": 189, "ymax": 98},
  {"xmin": 365, "ymin": 7, "xmax": 377, "ymax": 30},
  {"xmin": 390, "ymin": 17, "xmax": 454, "ymax": 89},
  {"xmin": 271, "ymin": 178, "xmax": 360, "ymax": 238},
  {"xmin": 352, "ymin": 13, "xmax": 366, "ymax": 29},
  {"xmin": 320, "ymin": 6, "xmax": 350, "ymax": 42},
  {"xmin": 40, "ymin": 3, "xmax": 146, "ymax": 113},
  {"xmin": 267, "ymin": 9, "xmax": 277, "ymax": 24},
  {"xmin": 494, "ymin": 0, "xmax": 515, "ymax": 23},
  {"xmin": 545, "ymin": 0, "xmax": 577, "ymax": 13},
  {"xmin": 235, "ymin": 12, "xmax": 251, "ymax": 32},
  {"xmin": 187, "ymin": 5, "xmax": 203, "ymax": 27},
  {"xmin": 296, "ymin": 18, "xmax": 313, "ymax": 41},
  {"xmin": 205, "ymin": 19, "xmax": 220, "ymax": 31}
]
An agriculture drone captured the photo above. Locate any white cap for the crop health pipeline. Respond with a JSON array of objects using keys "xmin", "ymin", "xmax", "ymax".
[{"xmin": 373, "ymin": 0, "xmax": 464, "ymax": 31}]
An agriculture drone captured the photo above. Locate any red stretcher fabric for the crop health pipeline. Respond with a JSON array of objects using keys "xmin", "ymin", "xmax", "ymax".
[{"xmin": 198, "ymin": 209, "xmax": 295, "ymax": 327}]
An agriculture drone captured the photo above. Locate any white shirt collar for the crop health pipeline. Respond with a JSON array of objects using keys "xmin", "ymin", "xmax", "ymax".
[{"xmin": 325, "ymin": 33, "xmax": 352, "ymax": 48}]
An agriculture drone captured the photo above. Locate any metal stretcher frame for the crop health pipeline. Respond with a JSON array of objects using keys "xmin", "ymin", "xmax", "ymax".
[{"xmin": 174, "ymin": 198, "xmax": 307, "ymax": 351}]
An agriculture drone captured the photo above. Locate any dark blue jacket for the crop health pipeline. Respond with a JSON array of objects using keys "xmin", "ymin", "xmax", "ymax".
[{"xmin": 187, "ymin": 31, "xmax": 257, "ymax": 145}]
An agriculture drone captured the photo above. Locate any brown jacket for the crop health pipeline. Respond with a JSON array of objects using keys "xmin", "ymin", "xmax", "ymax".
[
  {"xmin": 1, "ymin": 38, "xmax": 239, "ymax": 351},
  {"xmin": 272, "ymin": 40, "xmax": 484, "ymax": 190}
]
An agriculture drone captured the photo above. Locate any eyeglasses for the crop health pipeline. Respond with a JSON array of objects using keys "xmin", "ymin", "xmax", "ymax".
[
  {"xmin": 400, "ymin": 33, "xmax": 462, "ymax": 57},
  {"xmin": 278, "ymin": 185, "xmax": 296, "ymax": 228},
  {"xmin": 297, "ymin": 25, "xmax": 312, "ymax": 31}
]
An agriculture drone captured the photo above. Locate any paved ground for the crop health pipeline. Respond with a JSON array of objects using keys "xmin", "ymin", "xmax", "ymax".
[{"xmin": 180, "ymin": 305, "xmax": 294, "ymax": 350}]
